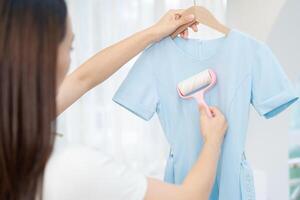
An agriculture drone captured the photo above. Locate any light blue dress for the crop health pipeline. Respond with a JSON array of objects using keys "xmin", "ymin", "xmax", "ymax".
[{"xmin": 113, "ymin": 30, "xmax": 299, "ymax": 200}]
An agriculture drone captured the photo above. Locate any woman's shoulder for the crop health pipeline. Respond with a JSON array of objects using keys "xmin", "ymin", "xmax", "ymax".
[{"xmin": 43, "ymin": 145, "xmax": 147, "ymax": 200}]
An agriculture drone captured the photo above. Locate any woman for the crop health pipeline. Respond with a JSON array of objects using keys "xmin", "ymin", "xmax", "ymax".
[{"xmin": 0, "ymin": 0, "xmax": 228, "ymax": 200}]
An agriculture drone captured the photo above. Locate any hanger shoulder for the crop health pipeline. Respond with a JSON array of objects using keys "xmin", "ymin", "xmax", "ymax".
[
  {"xmin": 171, "ymin": 6, "xmax": 230, "ymax": 39},
  {"xmin": 193, "ymin": 6, "xmax": 230, "ymax": 35}
]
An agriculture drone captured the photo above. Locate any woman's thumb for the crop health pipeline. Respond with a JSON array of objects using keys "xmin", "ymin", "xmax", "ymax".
[{"xmin": 177, "ymin": 14, "xmax": 195, "ymax": 25}]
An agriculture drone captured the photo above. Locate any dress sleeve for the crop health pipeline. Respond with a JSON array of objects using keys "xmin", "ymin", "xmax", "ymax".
[
  {"xmin": 251, "ymin": 43, "xmax": 299, "ymax": 119},
  {"xmin": 44, "ymin": 146, "xmax": 148, "ymax": 200},
  {"xmin": 113, "ymin": 48, "xmax": 159, "ymax": 121}
]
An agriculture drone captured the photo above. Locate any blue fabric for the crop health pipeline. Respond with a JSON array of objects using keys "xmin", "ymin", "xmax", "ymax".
[{"xmin": 113, "ymin": 30, "xmax": 299, "ymax": 200}]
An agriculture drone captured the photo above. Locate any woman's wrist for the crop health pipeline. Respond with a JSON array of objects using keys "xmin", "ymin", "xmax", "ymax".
[
  {"xmin": 145, "ymin": 25, "xmax": 165, "ymax": 43},
  {"xmin": 203, "ymin": 139, "xmax": 222, "ymax": 154}
]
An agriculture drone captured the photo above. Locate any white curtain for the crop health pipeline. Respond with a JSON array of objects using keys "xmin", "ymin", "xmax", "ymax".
[{"xmin": 57, "ymin": 0, "xmax": 227, "ymax": 179}]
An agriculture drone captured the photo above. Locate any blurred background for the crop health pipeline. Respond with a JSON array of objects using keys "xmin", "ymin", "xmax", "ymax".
[{"xmin": 57, "ymin": 0, "xmax": 300, "ymax": 199}]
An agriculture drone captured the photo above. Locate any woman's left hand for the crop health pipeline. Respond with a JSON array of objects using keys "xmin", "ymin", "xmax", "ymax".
[{"xmin": 150, "ymin": 9, "xmax": 199, "ymax": 42}]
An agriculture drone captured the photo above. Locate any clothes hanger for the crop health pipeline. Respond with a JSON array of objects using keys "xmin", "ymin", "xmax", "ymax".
[{"xmin": 171, "ymin": 0, "xmax": 230, "ymax": 39}]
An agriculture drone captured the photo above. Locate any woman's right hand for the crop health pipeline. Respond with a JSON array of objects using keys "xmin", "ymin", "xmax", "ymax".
[{"xmin": 199, "ymin": 106, "xmax": 228, "ymax": 148}]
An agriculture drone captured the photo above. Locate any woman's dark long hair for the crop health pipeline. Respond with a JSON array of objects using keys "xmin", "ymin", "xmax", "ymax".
[{"xmin": 0, "ymin": 0, "xmax": 67, "ymax": 199}]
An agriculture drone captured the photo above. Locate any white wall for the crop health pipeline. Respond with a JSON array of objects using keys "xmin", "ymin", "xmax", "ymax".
[
  {"xmin": 227, "ymin": 0, "xmax": 300, "ymax": 199},
  {"xmin": 227, "ymin": 0, "xmax": 286, "ymax": 41}
]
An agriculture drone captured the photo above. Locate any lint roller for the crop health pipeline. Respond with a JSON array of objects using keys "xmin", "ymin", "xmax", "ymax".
[{"xmin": 177, "ymin": 69, "xmax": 217, "ymax": 117}]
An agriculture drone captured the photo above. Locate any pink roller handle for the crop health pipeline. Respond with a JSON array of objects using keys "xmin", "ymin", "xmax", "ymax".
[
  {"xmin": 178, "ymin": 88, "xmax": 213, "ymax": 117},
  {"xmin": 177, "ymin": 69, "xmax": 217, "ymax": 118},
  {"xmin": 194, "ymin": 92, "xmax": 213, "ymax": 118}
]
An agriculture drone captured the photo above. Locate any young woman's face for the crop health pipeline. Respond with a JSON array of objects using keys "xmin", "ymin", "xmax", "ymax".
[{"xmin": 57, "ymin": 16, "xmax": 74, "ymax": 87}]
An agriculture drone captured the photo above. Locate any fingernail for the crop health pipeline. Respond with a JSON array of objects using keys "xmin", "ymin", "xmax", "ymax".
[{"xmin": 187, "ymin": 14, "xmax": 195, "ymax": 20}]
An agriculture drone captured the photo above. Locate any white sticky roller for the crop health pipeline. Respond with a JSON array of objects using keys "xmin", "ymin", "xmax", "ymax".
[
  {"xmin": 178, "ymin": 69, "xmax": 212, "ymax": 96},
  {"xmin": 177, "ymin": 69, "xmax": 217, "ymax": 118}
]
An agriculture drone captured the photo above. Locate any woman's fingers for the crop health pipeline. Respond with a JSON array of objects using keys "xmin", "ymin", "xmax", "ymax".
[
  {"xmin": 170, "ymin": 8, "xmax": 199, "ymax": 38},
  {"xmin": 184, "ymin": 29, "xmax": 189, "ymax": 39},
  {"xmin": 175, "ymin": 13, "xmax": 181, "ymax": 20},
  {"xmin": 199, "ymin": 105, "xmax": 222, "ymax": 118},
  {"xmin": 179, "ymin": 29, "xmax": 189, "ymax": 39},
  {"xmin": 178, "ymin": 22, "xmax": 199, "ymax": 38},
  {"xmin": 208, "ymin": 107, "xmax": 220, "ymax": 118},
  {"xmin": 151, "ymin": 8, "xmax": 199, "ymax": 41},
  {"xmin": 191, "ymin": 23, "xmax": 198, "ymax": 32}
]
